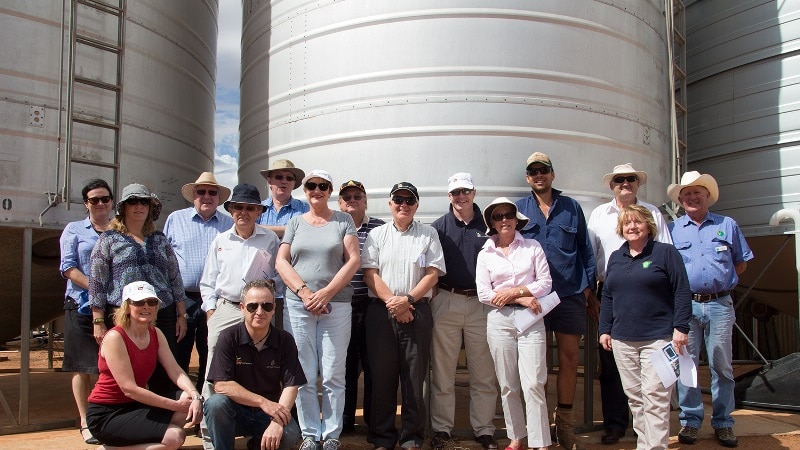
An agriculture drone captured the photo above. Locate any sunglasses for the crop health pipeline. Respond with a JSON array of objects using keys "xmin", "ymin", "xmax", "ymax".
[
  {"xmin": 392, "ymin": 195, "xmax": 417, "ymax": 206},
  {"xmin": 231, "ymin": 204, "xmax": 259, "ymax": 212},
  {"xmin": 613, "ymin": 175, "xmax": 638, "ymax": 184},
  {"xmin": 340, "ymin": 194, "xmax": 364, "ymax": 202},
  {"xmin": 305, "ymin": 182, "xmax": 330, "ymax": 191},
  {"xmin": 245, "ymin": 302, "xmax": 275, "ymax": 313},
  {"xmin": 272, "ymin": 174, "xmax": 295, "ymax": 182},
  {"xmin": 124, "ymin": 198, "xmax": 150, "ymax": 206},
  {"xmin": 195, "ymin": 189, "xmax": 218, "ymax": 196},
  {"xmin": 129, "ymin": 298, "xmax": 159, "ymax": 307},
  {"xmin": 449, "ymin": 188, "xmax": 473, "ymax": 196},
  {"xmin": 86, "ymin": 196, "xmax": 112, "ymax": 205},
  {"xmin": 491, "ymin": 211, "xmax": 517, "ymax": 222},
  {"xmin": 526, "ymin": 167, "xmax": 552, "ymax": 176}
]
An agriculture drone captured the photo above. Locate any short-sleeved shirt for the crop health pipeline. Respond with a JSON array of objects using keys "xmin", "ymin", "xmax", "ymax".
[
  {"xmin": 668, "ymin": 212, "xmax": 754, "ymax": 293},
  {"xmin": 256, "ymin": 197, "xmax": 309, "ymax": 226},
  {"xmin": 164, "ymin": 207, "xmax": 233, "ymax": 292},
  {"xmin": 282, "ymin": 211, "xmax": 358, "ymax": 303},
  {"xmin": 60, "ymin": 217, "xmax": 101, "ymax": 304},
  {"xmin": 361, "ymin": 221, "xmax": 447, "ymax": 297},
  {"xmin": 588, "ymin": 198, "xmax": 672, "ymax": 282},
  {"xmin": 206, "ymin": 322, "xmax": 307, "ymax": 403},
  {"xmin": 431, "ymin": 204, "xmax": 488, "ymax": 290},
  {"xmin": 350, "ymin": 216, "xmax": 385, "ymax": 300},
  {"xmin": 516, "ymin": 189, "xmax": 595, "ymax": 298}
]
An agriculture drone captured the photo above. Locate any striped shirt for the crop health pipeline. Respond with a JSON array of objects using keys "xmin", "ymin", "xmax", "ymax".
[
  {"xmin": 163, "ymin": 207, "xmax": 233, "ymax": 291},
  {"xmin": 350, "ymin": 216, "xmax": 385, "ymax": 300}
]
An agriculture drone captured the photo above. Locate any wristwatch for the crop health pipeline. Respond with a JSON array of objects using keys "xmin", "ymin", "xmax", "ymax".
[
  {"xmin": 192, "ymin": 394, "xmax": 204, "ymax": 402},
  {"xmin": 406, "ymin": 294, "xmax": 415, "ymax": 305},
  {"xmin": 518, "ymin": 288, "xmax": 525, "ymax": 297},
  {"xmin": 182, "ymin": 313, "xmax": 189, "ymax": 320}
]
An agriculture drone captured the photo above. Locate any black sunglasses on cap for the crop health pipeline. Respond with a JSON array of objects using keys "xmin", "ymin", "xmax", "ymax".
[
  {"xmin": 392, "ymin": 195, "xmax": 417, "ymax": 206},
  {"xmin": 613, "ymin": 175, "xmax": 638, "ymax": 183},
  {"xmin": 124, "ymin": 198, "xmax": 150, "ymax": 206},
  {"xmin": 245, "ymin": 302, "xmax": 275, "ymax": 313},
  {"xmin": 86, "ymin": 196, "xmax": 112, "ymax": 205},
  {"xmin": 305, "ymin": 181, "xmax": 330, "ymax": 191},
  {"xmin": 129, "ymin": 298, "xmax": 159, "ymax": 307}
]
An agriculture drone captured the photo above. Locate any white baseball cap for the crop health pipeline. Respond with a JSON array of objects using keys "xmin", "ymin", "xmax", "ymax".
[{"xmin": 122, "ymin": 281, "xmax": 161, "ymax": 303}]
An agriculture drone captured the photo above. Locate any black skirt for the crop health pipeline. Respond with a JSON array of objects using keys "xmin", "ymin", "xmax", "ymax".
[{"xmin": 62, "ymin": 307, "xmax": 99, "ymax": 374}]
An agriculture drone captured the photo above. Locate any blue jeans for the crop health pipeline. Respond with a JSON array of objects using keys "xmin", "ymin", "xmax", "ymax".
[
  {"xmin": 284, "ymin": 298, "xmax": 352, "ymax": 440},
  {"xmin": 204, "ymin": 394, "xmax": 301, "ymax": 450},
  {"xmin": 678, "ymin": 295, "xmax": 736, "ymax": 429}
]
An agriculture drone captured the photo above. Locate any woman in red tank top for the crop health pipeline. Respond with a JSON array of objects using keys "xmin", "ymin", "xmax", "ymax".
[{"xmin": 86, "ymin": 281, "xmax": 203, "ymax": 449}]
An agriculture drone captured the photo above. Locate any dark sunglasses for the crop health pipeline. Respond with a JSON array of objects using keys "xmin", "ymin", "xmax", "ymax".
[
  {"xmin": 86, "ymin": 196, "xmax": 112, "ymax": 205},
  {"xmin": 129, "ymin": 298, "xmax": 159, "ymax": 307},
  {"xmin": 231, "ymin": 204, "xmax": 259, "ymax": 212},
  {"xmin": 195, "ymin": 189, "xmax": 218, "ymax": 196},
  {"xmin": 245, "ymin": 302, "xmax": 275, "ymax": 313},
  {"xmin": 449, "ymin": 188, "xmax": 473, "ymax": 196},
  {"xmin": 526, "ymin": 167, "xmax": 552, "ymax": 176},
  {"xmin": 392, "ymin": 195, "xmax": 417, "ymax": 206},
  {"xmin": 613, "ymin": 175, "xmax": 638, "ymax": 184},
  {"xmin": 491, "ymin": 211, "xmax": 517, "ymax": 222},
  {"xmin": 340, "ymin": 194, "xmax": 364, "ymax": 202},
  {"xmin": 124, "ymin": 198, "xmax": 150, "ymax": 206},
  {"xmin": 305, "ymin": 182, "xmax": 330, "ymax": 191},
  {"xmin": 272, "ymin": 174, "xmax": 295, "ymax": 182}
]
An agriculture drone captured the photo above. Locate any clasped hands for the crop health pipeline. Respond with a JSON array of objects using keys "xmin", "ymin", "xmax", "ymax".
[
  {"xmin": 386, "ymin": 295, "xmax": 414, "ymax": 323},
  {"xmin": 491, "ymin": 287, "xmax": 542, "ymax": 314}
]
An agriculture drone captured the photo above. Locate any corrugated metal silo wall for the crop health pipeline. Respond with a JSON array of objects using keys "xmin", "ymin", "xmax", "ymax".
[
  {"xmin": 239, "ymin": 0, "xmax": 673, "ymax": 221},
  {"xmin": 686, "ymin": 0, "xmax": 799, "ymax": 356},
  {"xmin": 0, "ymin": 0, "xmax": 218, "ymax": 342}
]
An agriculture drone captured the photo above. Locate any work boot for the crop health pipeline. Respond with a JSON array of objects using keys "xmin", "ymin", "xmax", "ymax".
[{"xmin": 554, "ymin": 407, "xmax": 582, "ymax": 449}]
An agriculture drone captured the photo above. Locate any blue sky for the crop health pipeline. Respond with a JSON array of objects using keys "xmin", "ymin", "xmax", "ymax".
[{"xmin": 213, "ymin": 1, "xmax": 243, "ymax": 189}]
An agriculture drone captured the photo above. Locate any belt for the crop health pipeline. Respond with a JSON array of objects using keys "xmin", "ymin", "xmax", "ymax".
[
  {"xmin": 220, "ymin": 297, "xmax": 240, "ymax": 306},
  {"xmin": 692, "ymin": 290, "xmax": 731, "ymax": 303},
  {"xmin": 370, "ymin": 297, "xmax": 431, "ymax": 305},
  {"xmin": 438, "ymin": 283, "xmax": 477, "ymax": 297}
]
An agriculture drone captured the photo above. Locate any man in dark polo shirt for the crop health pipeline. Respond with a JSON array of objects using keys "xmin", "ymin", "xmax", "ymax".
[{"xmin": 204, "ymin": 279, "xmax": 306, "ymax": 450}]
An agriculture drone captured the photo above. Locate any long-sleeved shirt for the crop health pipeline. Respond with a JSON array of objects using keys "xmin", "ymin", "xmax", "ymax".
[
  {"xmin": 516, "ymin": 189, "xmax": 595, "ymax": 297},
  {"xmin": 59, "ymin": 217, "xmax": 101, "ymax": 306},
  {"xmin": 599, "ymin": 239, "xmax": 692, "ymax": 341},
  {"xmin": 476, "ymin": 230, "xmax": 552, "ymax": 305},
  {"xmin": 89, "ymin": 230, "xmax": 184, "ymax": 309},
  {"xmin": 200, "ymin": 225, "xmax": 282, "ymax": 312},
  {"xmin": 163, "ymin": 207, "xmax": 233, "ymax": 291}
]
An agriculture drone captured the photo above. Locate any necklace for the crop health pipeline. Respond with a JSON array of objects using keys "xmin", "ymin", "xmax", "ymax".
[{"xmin": 253, "ymin": 328, "xmax": 270, "ymax": 346}]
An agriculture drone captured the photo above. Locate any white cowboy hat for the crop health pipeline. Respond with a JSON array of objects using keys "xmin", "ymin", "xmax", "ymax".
[
  {"xmin": 482, "ymin": 197, "xmax": 529, "ymax": 236},
  {"xmin": 601, "ymin": 163, "xmax": 648, "ymax": 187},
  {"xmin": 180, "ymin": 172, "xmax": 232, "ymax": 203},
  {"xmin": 667, "ymin": 171, "xmax": 719, "ymax": 206}
]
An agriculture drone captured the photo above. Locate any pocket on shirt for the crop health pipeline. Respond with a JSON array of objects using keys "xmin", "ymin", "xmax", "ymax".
[
  {"xmin": 674, "ymin": 241, "xmax": 692, "ymax": 266},
  {"xmin": 557, "ymin": 224, "xmax": 578, "ymax": 252}
]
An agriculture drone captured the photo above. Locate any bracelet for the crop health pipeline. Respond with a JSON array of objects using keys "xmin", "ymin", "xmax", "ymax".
[
  {"xmin": 92, "ymin": 317, "xmax": 105, "ymax": 324},
  {"xmin": 295, "ymin": 284, "xmax": 307, "ymax": 295}
]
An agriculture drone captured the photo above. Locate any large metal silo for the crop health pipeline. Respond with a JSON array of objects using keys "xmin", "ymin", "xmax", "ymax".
[
  {"xmin": 0, "ymin": 0, "xmax": 218, "ymax": 342},
  {"xmin": 239, "ymin": 0, "xmax": 673, "ymax": 221}
]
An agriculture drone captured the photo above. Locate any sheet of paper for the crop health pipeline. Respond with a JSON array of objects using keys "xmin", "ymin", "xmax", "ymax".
[
  {"xmin": 512, "ymin": 291, "xmax": 561, "ymax": 332},
  {"xmin": 649, "ymin": 342, "xmax": 680, "ymax": 388},
  {"xmin": 242, "ymin": 248, "xmax": 273, "ymax": 283},
  {"xmin": 678, "ymin": 351, "xmax": 697, "ymax": 388}
]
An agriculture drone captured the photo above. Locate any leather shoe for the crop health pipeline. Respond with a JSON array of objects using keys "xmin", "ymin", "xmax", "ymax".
[
  {"xmin": 476, "ymin": 434, "xmax": 498, "ymax": 450},
  {"xmin": 600, "ymin": 428, "xmax": 624, "ymax": 445}
]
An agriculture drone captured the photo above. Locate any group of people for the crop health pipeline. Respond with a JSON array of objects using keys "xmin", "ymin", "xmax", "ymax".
[{"xmin": 57, "ymin": 152, "xmax": 752, "ymax": 450}]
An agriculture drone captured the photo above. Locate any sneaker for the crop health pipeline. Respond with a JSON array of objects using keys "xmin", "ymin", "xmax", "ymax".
[
  {"xmin": 430, "ymin": 431, "xmax": 452, "ymax": 450},
  {"xmin": 299, "ymin": 437, "xmax": 321, "ymax": 450},
  {"xmin": 678, "ymin": 426, "xmax": 698, "ymax": 445},
  {"xmin": 322, "ymin": 438, "xmax": 342, "ymax": 450},
  {"xmin": 715, "ymin": 428, "xmax": 739, "ymax": 448}
]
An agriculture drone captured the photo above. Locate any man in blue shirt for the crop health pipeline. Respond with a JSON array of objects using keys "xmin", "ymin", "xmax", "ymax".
[
  {"xmin": 256, "ymin": 159, "xmax": 309, "ymax": 239},
  {"xmin": 515, "ymin": 152, "xmax": 595, "ymax": 450},
  {"xmin": 164, "ymin": 171, "xmax": 234, "ymax": 393},
  {"xmin": 668, "ymin": 171, "xmax": 753, "ymax": 448}
]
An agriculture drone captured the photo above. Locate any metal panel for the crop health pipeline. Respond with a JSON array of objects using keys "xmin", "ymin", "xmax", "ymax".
[{"xmin": 239, "ymin": 0, "xmax": 673, "ymax": 220}]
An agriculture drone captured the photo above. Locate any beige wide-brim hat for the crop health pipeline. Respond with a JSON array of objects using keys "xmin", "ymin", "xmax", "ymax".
[
  {"xmin": 259, "ymin": 159, "xmax": 305, "ymax": 189},
  {"xmin": 667, "ymin": 171, "xmax": 719, "ymax": 206},
  {"xmin": 180, "ymin": 172, "xmax": 231, "ymax": 203},
  {"xmin": 601, "ymin": 163, "xmax": 648, "ymax": 186},
  {"xmin": 482, "ymin": 197, "xmax": 529, "ymax": 236}
]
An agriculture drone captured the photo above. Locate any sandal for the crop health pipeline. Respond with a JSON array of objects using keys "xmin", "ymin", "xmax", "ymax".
[{"xmin": 80, "ymin": 426, "xmax": 101, "ymax": 445}]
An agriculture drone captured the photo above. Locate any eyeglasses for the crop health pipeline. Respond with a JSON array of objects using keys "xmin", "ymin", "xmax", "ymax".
[
  {"xmin": 491, "ymin": 211, "xmax": 517, "ymax": 221},
  {"xmin": 305, "ymin": 182, "xmax": 330, "ymax": 191},
  {"xmin": 340, "ymin": 194, "xmax": 364, "ymax": 202},
  {"xmin": 86, "ymin": 196, "xmax": 112, "ymax": 205},
  {"xmin": 272, "ymin": 174, "xmax": 295, "ymax": 182},
  {"xmin": 231, "ymin": 204, "xmax": 259, "ymax": 212},
  {"xmin": 526, "ymin": 167, "xmax": 552, "ymax": 176},
  {"xmin": 613, "ymin": 175, "xmax": 638, "ymax": 184},
  {"xmin": 195, "ymin": 189, "xmax": 218, "ymax": 196},
  {"xmin": 391, "ymin": 196, "xmax": 417, "ymax": 206},
  {"xmin": 129, "ymin": 298, "xmax": 159, "ymax": 307},
  {"xmin": 124, "ymin": 198, "xmax": 150, "ymax": 206},
  {"xmin": 449, "ymin": 188, "xmax": 473, "ymax": 196},
  {"xmin": 245, "ymin": 302, "xmax": 275, "ymax": 313}
]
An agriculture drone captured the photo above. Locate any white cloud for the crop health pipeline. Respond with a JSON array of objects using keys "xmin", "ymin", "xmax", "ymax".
[
  {"xmin": 214, "ymin": 153, "xmax": 239, "ymax": 189},
  {"xmin": 214, "ymin": 1, "xmax": 242, "ymax": 186}
]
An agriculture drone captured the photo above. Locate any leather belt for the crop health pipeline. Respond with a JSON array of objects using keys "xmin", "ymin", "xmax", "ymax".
[
  {"xmin": 220, "ymin": 298, "xmax": 240, "ymax": 306},
  {"xmin": 438, "ymin": 283, "xmax": 477, "ymax": 297},
  {"xmin": 692, "ymin": 290, "xmax": 731, "ymax": 303}
]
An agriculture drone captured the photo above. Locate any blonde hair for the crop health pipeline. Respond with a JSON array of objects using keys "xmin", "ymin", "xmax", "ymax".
[
  {"xmin": 113, "ymin": 300, "xmax": 158, "ymax": 329},
  {"xmin": 616, "ymin": 204, "xmax": 658, "ymax": 238},
  {"xmin": 110, "ymin": 207, "xmax": 157, "ymax": 236}
]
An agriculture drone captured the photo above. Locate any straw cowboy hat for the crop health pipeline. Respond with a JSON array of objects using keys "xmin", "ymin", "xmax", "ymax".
[
  {"xmin": 482, "ymin": 197, "xmax": 530, "ymax": 236},
  {"xmin": 259, "ymin": 159, "xmax": 305, "ymax": 189},
  {"xmin": 667, "ymin": 171, "xmax": 719, "ymax": 206},
  {"xmin": 180, "ymin": 172, "xmax": 231, "ymax": 203},
  {"xmin": 601, "ymin": 163, "xmax": 648, "ymax": 186}
]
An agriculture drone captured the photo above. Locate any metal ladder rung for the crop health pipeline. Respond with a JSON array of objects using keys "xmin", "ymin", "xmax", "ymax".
[
  {"xmin": 75, "ymin": 33, "xmax": 122, "ymax": 53},
  {"xmin": 70, "ymin": 157, "xmax": 119, "ymax": 170},
  {"xmin": 77, "ymin": 0, "xmax": 123, "ymax": 16},
  {"xmin": 74, "ymin": 75, "xmax": 121, "ymax": 92},
  {"xmin": 73, "ymin": 115, "xmax": 120, "ymax": 130}
]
